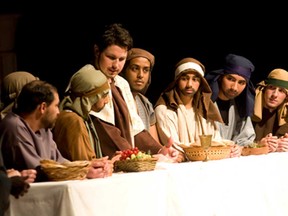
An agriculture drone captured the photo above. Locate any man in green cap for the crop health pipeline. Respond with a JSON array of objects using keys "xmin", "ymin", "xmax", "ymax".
[{"xmin": 252, "ymin": 68, "xmax": 288, "ymax": 152}]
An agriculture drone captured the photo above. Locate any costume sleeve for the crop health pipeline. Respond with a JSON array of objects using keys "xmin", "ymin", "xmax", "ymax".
[
  {"xmin": 134, "ymin": 130, "xmax": 162, "ymax": 154},
  {"xmin": 0, "ymin": 168, "xmax": 11, "ymax": 214},
  {"xmin": 16, "ymin": 127, "xmax": 67, "ymax": 168},
  {"xmin": 148, "ymin": 101, "xmax": 156, "ymax": 126},
  {"xmin": 0, "ymin": 114, "xmax": 67, "ymax": 174},
  {"xmin": 91, "ymin": 116, "xmax": 132, "ymax": 158},
  {"xmin": 138, "ymin": 94, "xmax": 156, "ymax": 126},
  {"xmin": 275, "ymin": 123, "xmax": 288, "ymax": 137},
  {"xmin": 14, "ymin": 125, "xmax": 48, "ymax": 169},
  {"xmin": 0, "ymin": 153, "xmax": 11, "ymax": 212},
  {"xmin": 231, "ymin": 116, "xmax": 255, "ymax": 146},
  {"xmin": 154, "ymin": 105, "xmax": 181, "ymax": 147},
  {"xmin": 115, "ymin": 76, "xmax": 145, "ymax": 136},
  {"xmin": 53, "ymin": 112, "xmax": 96, "ymax": 161}
]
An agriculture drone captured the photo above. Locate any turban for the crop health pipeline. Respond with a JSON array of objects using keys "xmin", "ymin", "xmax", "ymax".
[{"xmin": 205, "ymin": 53, "xmax": 255, "ymax": 118}]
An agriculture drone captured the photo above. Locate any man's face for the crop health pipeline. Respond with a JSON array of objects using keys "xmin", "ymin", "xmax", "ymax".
[
  {"xmin": 177, "ymin": 72, "xmax": 201, "ymax": 99},
  {"xmin": 96, "ymin": 45, "xmax": 128, "ymax": 80},
  {"xmin": 91, "ymin": 93, "xmax": 110, "ymax": 112},
  {"xmin": 263, "ymin": 85, "xmax": 288, "ymax": 111},
  {"xmin": 124, "ymin": 57, "xmax": 151, "ymax": 93},
  {"xmin": 41, "ymin": 92, "xmax": 60, "ymax": 129},
  {"xmin": 218, "ymin": 74, "xmax": 247, "ymax": 100}
]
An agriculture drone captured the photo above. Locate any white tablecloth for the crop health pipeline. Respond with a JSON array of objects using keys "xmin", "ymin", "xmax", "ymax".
[{"xmin": 6, "ymin": 152, "xmax": 288, "ymax": 216}]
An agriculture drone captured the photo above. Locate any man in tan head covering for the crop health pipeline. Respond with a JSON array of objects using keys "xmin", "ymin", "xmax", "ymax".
[
  {"xmin": 154, "ymin": 57, "xmax": 225, "ymax": 155},
  {"xmin": 120, "ymin": 48, "xmax": 162, "ymax": 141},
  {"xmin": 0, "ymin": 71, "xmax": 38, "ymax": 120},
  {"xmin": 252, "ymin": 68, "xmax": 288, "ymax": 152},
  {"xmin": 52, "ymin": 64, "xmax": 114, "ymax": 177}
]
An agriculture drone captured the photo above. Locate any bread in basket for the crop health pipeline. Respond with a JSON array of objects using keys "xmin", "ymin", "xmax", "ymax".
[
  {"xmin": 40, "ymin": 159, "xmax": 91, "ymax": 181},
  {"xmin": 241, "ymin": 143, "xmax": 269, "ymax": 156},
  {"xmin": 181, "ymin": 139, "xmax": 233, "ymax": 161}
]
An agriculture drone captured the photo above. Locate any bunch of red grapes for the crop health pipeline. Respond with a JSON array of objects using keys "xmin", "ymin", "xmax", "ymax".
[{"xmin": 120, "ymin": 147, "xmax": 139, "ymax": 160}]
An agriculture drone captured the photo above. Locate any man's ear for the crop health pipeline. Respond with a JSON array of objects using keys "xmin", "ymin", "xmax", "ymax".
[
  {"xmin": 285, "ymin": 91, "xmax": 288, "ymax": 101},
  {"xmin": 94, "ymin": 44, "xmax": 99, "ymax": 58},
  {"xmin": 93, "ymin": 44, "xmax": 101, "ymax": 70},
  {"xmin": 39, "ymin": 102, "xmax": 47, "ymax": 114}
]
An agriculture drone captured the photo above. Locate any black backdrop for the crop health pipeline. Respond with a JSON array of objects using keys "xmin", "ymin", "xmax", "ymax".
[{"xmin": 2, "ymin": 2, "xmax": 288, "ymax": 104}]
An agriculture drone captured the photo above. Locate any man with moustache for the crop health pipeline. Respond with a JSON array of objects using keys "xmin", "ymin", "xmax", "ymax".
[
  {"xmin": 205, "ymin": 53, "xmax": 256, "ymax": 155},
  {"xmin": 89, "ymin": 23, "xmax": 180, "ymax": 162},
  {"xmin": 154, "ymin": 57, "xmax": 224, "ymax": 154},
  {"xmin": 0, "ymin": 80, "xmax": 113, "ymax": 181}
]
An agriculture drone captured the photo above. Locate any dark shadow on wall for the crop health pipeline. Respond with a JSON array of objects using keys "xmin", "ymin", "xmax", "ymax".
[{"xmin": 4, "ymin": 2, "xmax": 288, "ymax": 104}]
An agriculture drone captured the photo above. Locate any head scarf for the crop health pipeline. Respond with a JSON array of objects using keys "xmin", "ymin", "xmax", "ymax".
[
  {"xmin": 253, "ymin": 68, "xmax": 288, "ymax": 126},
  {"xmin": 0, "ymin": 71, "xmax": 38, "ymax": 120},
  {"xmin": 121, "ymin": 48, "xmax": 155, "ymax": 94},
  {"xmin": 61, "ymin": 64, "xmax": 110, "ymax": 119},
  {"xmin": 205, "ymin": 53, "xmax": 255, "ymax": 118},
  {"xmin": 155, "ymin": 57, "xmax": 223, "ymax": 122}
]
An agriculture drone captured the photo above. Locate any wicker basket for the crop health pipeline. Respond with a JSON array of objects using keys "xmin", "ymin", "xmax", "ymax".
[
  {"xmin": 40, "ymin": 160, "xmax": 91, "ymax": 181},
  {"xmin": 115, "ymin": 158, "xmax": 158, "ymax": 172},
  {"xmin": 241, "ymin": 146, "xmax": 269, "ymax": 156},
  {"xmin": 183, "ymin": 146, "xmax": 231, "ymax": 161}
]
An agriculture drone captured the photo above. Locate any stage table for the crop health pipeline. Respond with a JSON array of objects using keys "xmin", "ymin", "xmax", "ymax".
[{"xmin": 6, "ymin": 152, "xmax": 288, "ymax": 216}]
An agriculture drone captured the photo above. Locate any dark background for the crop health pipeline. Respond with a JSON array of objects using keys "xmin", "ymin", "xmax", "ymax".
[{"xmin": 1, "ymin": 1, "xmax": 288, "ymax": 104}]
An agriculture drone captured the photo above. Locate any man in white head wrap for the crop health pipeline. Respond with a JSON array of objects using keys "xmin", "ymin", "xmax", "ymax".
[
  {"xmin": 252, "ymin": 68, "xmax": 288, "ymax": 152},
  {"xmin": 53, "ymin": 64, "xmax": 111, "ymax": 162},
  {"xmin": 154, "ymin": 57, "xmax": 224, "ymax": 157}
]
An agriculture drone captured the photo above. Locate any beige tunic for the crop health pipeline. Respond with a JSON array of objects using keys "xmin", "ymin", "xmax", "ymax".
[{"xmin": 155, "ymin": 104, "xmax": 222, "ymax": 152}]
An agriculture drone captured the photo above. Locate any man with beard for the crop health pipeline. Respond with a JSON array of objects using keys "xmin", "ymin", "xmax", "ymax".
[
  {"xmin": 154, "ymin": 57, "xmax": 223, "ymax": 155},
  {"xmin": 205, "ymin": 53, "xmax": 256, "ymax": 155},
  {"xmin": 0, "ymin": 80, "xmax": 114, "ymax": 181},
  {"xmin": 0, "ymin": 80, "xmax": 64, "ymax": 176},
  {"xmin": 120, "ymin": 48, "xmax": 161, "ymax": 142},
  {"xmin": 89, "ymin": 23, "xmax": 180, "ymax": 162}
]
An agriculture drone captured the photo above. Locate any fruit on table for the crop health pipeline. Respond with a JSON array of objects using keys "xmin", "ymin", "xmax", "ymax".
[
  {"xmin": 247, "ymin": 142, "xmax": 264, "ymax": 148},
  {"xmin": 120, "ymin": 147, "xmax": 152, "ymax": 160}
]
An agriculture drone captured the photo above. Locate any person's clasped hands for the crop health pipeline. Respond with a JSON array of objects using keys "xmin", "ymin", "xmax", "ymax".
[
  {"xmin": 20, "ymin": 169, "xmax": 37, "ymax": 183},
  {"xmin": 277, "ymin": 133, "xmax": 288, "ymax": 152},
  {"xmin": 154, "ymin": 137, "xmax": 184, "ymax": 163},
  {"xmin": 86, "ymin": 156, "xmax": 114, "ymax": 179},
  {"xmin": 230, "ymin": 144, "xmax": 243, "ymax": 158},
  {"xmin": 6, "ymin": 169, "xmax": 37, "ymax": 199},
  {"xmin": 259, "ymin": 133, "xmax": 278, "ymax": 152},
  {"xmin": 9, "ymin": 176, "xmax": 30, "ymax": 199},
  {"xmin": 7, "ymin": 168, "xmax": 37, "ymax": 183},
  {"xmin": 258, "ymin": 132, "xmax": 288, "ymax": 152}
]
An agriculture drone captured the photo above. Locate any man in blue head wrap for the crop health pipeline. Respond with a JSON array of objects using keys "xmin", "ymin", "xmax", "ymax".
[{"xmin": 205, "ymin": 54, "xmax": 256, "ymax": 147}]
